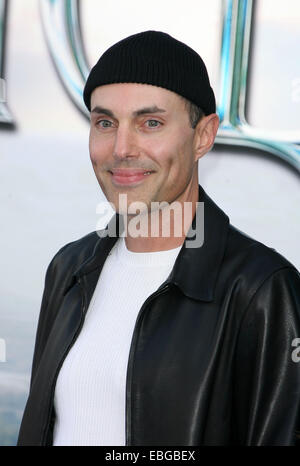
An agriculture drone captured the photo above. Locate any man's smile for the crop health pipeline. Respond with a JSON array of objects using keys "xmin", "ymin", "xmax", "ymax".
[{"xmin": 108, "ymin": 168, "xmax": 155, "ymax": 186}]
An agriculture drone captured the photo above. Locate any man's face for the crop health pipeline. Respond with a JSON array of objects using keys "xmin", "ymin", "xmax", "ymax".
[{"xmin": 89, "ymin": 82, "xmax": 199, "ymax": 215}]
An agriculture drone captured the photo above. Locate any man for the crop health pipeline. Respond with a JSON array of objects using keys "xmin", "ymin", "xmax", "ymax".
[{"xmin": 18, "ymin": 30, "xmax": 300, "ymax": 446}]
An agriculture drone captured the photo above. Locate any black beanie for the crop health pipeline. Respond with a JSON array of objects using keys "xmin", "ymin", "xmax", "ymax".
[{"xmin": 83, "ymin": 30, "xmax": 216, "ymax": 115}]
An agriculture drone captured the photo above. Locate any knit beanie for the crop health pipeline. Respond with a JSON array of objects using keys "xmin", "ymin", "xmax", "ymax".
[{"xmin": 83, "ymin": 30, "xmax": 216, "ymax": 115}]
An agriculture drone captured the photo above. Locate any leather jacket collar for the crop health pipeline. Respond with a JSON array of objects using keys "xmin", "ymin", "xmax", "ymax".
[{"xmin": 73, "ymin": 185, "xmax": 230, "ymax": 303}]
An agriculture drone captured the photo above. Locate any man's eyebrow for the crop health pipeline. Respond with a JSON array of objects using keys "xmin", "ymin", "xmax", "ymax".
[
  {"xmin": 133, "ymin": 106, "xmax": 166, "ymax": 117},
  {"xmin": 91, "ymin": 106, "xmax": 115, "ymax": 118},
  {"xmin": 90, "ymin": 105, "xmax": 166, "ymax": 118}
]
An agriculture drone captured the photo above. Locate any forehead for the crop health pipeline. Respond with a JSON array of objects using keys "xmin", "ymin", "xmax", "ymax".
[{"xmin": 90, "ymin": 82, "xmax": 185, "ymax": 113}]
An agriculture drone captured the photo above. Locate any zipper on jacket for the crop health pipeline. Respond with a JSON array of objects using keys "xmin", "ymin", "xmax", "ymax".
[
  {"xmin": 42, "ymin": 276, "xmax": 87, "ymax": 445},
  {"xmin": 125, "ymin": 282, "xmax": 171, "ymax": 446}
]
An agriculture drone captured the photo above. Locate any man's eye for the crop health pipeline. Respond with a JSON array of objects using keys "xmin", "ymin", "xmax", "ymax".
[
  {"xmin": 97, "ymin": 120, "xmax": 113, "ymax": 128},
  {"xmin": 145, "ymin": 119, "xmax": 161, "ymax": 128}
]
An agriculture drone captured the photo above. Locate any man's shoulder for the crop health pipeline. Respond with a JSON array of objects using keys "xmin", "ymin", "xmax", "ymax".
[
  {"xmin": 48, "ymin": 230, "xmax": 101, "ymax": 275},
  {"xmin": 224, "ymin": 223, "xmax": 299, "ymax": 292}
]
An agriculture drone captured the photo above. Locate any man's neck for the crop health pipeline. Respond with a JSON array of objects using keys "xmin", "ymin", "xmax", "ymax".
[
  {"xmin": 124, "ymin": 234, "xmax": 185, "ymax": 253},
  {"xmin": 123, "ymin": 193, "xmax": 199, "ymax": 253}
]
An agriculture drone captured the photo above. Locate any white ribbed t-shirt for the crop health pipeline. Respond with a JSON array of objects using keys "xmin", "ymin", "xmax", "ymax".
[{"xmin": 52, "ymin": 237, "xmax": 182, "ymax": 446}]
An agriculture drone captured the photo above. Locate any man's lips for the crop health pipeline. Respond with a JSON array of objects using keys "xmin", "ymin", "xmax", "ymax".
[
  {"xmin": 108, "ymin": 169, "xmax": 154, "ymax": 186},
  {"xmin": 109, "ymin": 169, "xmax": 154, "ymax": 176}
]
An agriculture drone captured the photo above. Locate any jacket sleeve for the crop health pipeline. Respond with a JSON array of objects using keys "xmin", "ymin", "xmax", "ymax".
[
  {"xmin": 29, "ymin": 242, "xmax": 73, "ymax": 390},
  {"xmin": 233, "ymin": 266, "xmax": 300, "ymax": 445}
]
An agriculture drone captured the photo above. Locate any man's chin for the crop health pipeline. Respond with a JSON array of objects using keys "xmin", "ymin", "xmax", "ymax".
[{"xmin": 115, "ymin": 206, "xmax": 150, "ymax": 218}]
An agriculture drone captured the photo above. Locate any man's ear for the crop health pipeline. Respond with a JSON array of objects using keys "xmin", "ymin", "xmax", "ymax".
[{"xmin": 193, "ymin": 113, "xmax": 219, "ymax": 162}]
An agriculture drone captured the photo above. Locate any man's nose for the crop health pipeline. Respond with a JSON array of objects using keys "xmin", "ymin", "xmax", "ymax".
[{"xmin": 113, "ymin": 124, "xmax": 138, "ymax": 159}]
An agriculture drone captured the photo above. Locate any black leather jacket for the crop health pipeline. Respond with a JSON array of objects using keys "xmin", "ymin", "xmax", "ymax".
[{"xmin": 17, "ymin": 185, "xmax": 300, "ymax": 446}]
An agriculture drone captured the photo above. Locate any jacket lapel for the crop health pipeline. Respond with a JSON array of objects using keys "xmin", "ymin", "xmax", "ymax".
[
  {"xmin": 168, "ymin": 185, "xmax": 230, "ymax": 301},
  {"xmin": 71, "ymin": 184, "xmax": 230, "ymax": 310}
]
